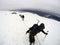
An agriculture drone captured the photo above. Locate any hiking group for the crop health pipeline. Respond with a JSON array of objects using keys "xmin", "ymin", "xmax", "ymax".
[{"xmin": 19, "ymin": 14, "xmax": 48, "ymax": 45}]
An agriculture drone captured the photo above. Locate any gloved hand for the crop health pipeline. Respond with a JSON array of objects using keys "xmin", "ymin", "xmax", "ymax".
[
  {"xmin": 46, "ymin": 33, "xmax": 48, "ymax": 35},
  {"xmin": 26, "ymin": 30, "xmax": 30, "ymax": 34},
  {"xmin": 26, "ymin": 32, "xmax": 28, "ymax": 34}
]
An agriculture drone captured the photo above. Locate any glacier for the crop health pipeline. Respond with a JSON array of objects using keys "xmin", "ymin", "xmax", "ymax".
[{"xmin": 0, "ymin": 11, "xmax": 60, "ymax": 45}]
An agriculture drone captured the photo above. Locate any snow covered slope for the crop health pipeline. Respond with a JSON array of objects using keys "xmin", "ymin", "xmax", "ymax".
[{"xmin": 0, "ymin": 11, "xmax": 60, "ymax": 45}]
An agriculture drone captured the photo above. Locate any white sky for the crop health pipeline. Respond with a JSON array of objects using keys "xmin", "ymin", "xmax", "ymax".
[{"xmin": 0, "ymin": 0, "xmax": 60, "ymax": 15}]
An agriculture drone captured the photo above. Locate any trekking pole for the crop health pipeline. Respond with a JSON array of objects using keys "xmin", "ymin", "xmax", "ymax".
[
  {"xmin": 43, "ymin": 31, "xmax": 49, "ymax": 41},
  {"xmin": 23, "ymin": 32, "xmax": 29, "ymax": 45},
  {"xmin": 36, "ymin": 35, "xmax": 41, "ymax": 45},
  {"xmin": 36, "ymin": 19, "xmax": 40, "ymax": 24}
]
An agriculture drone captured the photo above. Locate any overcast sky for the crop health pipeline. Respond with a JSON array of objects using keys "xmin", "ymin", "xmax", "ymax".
[{"xmin": 0, "ymin": 0, "xmax": 60, "ymax": 15}]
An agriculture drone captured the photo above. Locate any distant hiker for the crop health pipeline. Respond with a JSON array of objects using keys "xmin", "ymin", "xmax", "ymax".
[
  {"xmin": 19, "ymin": 14, "xmax": 24, "ymax": 21},
  {"xmin": 26, "ymin": 23, "xmax": 48, "ymax": 45}
]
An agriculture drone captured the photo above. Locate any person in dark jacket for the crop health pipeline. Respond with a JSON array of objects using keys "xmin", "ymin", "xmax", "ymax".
[
  {"xmin": 26, "ymin": 23, "xmax": 48, "ymax": 45},
  {"xmin": 19, "ymin": 14, "xmax": 24, "ymax": 21}
]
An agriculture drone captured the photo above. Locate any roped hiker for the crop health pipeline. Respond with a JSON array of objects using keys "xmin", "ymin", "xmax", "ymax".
[
  {"xmin": 26, "ymin": 23, "xmax": 48, "ymax": 45},
  {"xmin": 19, "ymin": 14, "xmax": 24, "ymax": 21}
]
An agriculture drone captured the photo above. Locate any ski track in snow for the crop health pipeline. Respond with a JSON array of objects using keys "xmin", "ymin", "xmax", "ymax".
[{"xmin": 0, "ymin": 11, "xmax": 60, "ymax": 45}]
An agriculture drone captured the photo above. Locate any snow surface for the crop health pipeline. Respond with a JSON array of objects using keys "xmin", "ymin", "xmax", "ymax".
[{"xmin": 0, "ymin": 11, "xmax": 60, "ymax": 45}]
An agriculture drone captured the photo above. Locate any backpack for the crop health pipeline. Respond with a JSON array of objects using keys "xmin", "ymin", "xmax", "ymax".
[{"xmin": 29, "ymin": 24, "xmax": 38, "ymax": 30}]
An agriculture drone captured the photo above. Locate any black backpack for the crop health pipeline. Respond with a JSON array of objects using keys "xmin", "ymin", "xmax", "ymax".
[{"xmin": 29, "ymin": 24, "xmax": 38, "ymax": 30}]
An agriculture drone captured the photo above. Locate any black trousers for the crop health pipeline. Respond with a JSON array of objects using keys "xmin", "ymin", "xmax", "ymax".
[{"xmin": 29, "ymin": 34, "xmax": 35, "ymax": 45}]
